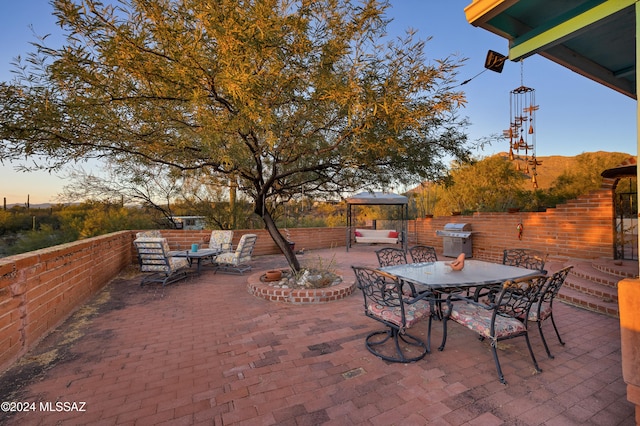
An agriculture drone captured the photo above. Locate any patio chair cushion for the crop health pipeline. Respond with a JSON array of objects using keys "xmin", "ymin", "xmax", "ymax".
[
  {"xmin": 208, "ymin": 230, "xmax": 233, "ymax": 252},
  {"xmin": 448, "ymin": 302, "xmax": 527, "ymax": 339},
  {"xmin": 528, "ymin": 302, "xmax": 552, "ymax": 322},
  {"xmin": 367, "ymin": 298, "xmax": 432, "ymax": 329},
  {"xmin": 136, "ymin": 230, "xmax": 163, "ymax": 239}
]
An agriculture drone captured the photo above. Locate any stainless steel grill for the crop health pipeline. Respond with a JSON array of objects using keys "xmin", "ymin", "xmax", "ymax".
[{"xmin": 436, "ymin": 223, "xmax": 473, "ymax": 258}]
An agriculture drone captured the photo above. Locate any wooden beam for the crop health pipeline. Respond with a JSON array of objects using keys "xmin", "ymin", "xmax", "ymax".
[{"xmin": 509, "ymin": 0, "xmax": 636, "ymax": 60}]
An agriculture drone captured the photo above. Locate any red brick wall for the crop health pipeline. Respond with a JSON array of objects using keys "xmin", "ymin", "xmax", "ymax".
[
  {"xmin": 411, "ymin": 183, "xmax": 616, "ymax": 262},
  {"xmin": 0, "ymin": 232, "xmax": 132, "ymax": 373},
  {"xmin": 131, "ymin": 227, "xmax": 347, "ymax": 260}
]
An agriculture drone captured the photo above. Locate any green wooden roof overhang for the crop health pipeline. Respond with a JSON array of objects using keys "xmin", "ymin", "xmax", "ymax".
[{"xmin": 465, "ymin": 0, "xmax": 637, "ymax": 99}]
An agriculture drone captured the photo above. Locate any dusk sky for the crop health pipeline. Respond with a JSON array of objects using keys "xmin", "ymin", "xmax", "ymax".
[{"xmin": 1, "ymin": 0, "xmax": 636, "ymax": 204}]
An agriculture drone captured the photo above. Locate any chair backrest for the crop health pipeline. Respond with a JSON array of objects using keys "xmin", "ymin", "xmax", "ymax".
[
  {"xmin": 408, "ymin": 245, "xmax": 438, "ymax": 263},
  {"xmin": 494, "ymin": 274, "xmax": 547, "ymax": 324},
  {"xmin": 234, "ymin": 234, "xmax": 257, "ymax": 263},
  {"xmin": 136, "ymin": 230, "xmax": 163, "ymax": 239},
  {"xmin": 352, "ymin": 266, "xmax": 406, "ymax": 324},
  {"xmin": 539, "ymin": 265, "xmax": 573, "ymax": 305},
  {"xmin": 208, "ymin": 230, "xmax": 233, "ymax": 251},
  {"xmin": 376, "ymin": 247, "xmax": 407, "ymax": 267},
  {"xmin": 134, "ymin": 237, "xmax": 173, "ymax": 273},
  {"xmin": 503, "ymin": 248, "xmax": 547, "ymax": 273}
]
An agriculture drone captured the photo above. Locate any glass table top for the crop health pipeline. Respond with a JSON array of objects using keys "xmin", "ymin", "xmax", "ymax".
[{"xmin": 381, "ymin": 260, "xmax": 541, "ymax": 289}]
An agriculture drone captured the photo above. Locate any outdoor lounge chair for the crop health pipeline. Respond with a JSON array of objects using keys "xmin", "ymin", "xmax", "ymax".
[
  {"xmin": 213, "ymin": 234, "xmax": 257, "ymax": 274},
  {"xmin": 133, "ymin": 237, "xmax": 191, "ymax": 286},
  {"xmin": 352, "ymin": 266, "xmax": 434, "ymax": 363},
  {"xmin": 439, "ymin": 274, "xmax": 547, "ymax": 384}
]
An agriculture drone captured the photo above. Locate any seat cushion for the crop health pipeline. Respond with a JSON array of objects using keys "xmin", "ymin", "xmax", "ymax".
[
  {"xmin": 214, "ymin": 251, "xmax": 238, "ymax": 265},
  {"xmin": 367, "ymin": 299, "xmax": 431, "ymax": 329},
  {"xmin": 449, "ymin": 302, "xmax": 526, "ymax": 339},
  {"xmin": 169, "ymin": 256, "xmax": 190, "ymax": 270},
  {"xmin": 528, "ymin": 302, "xmax": 552, "ymax": 322}
]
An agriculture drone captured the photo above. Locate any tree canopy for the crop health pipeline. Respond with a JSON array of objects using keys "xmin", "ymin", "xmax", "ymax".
[{"xmin": 0, "ymin": 0, "xmax": 472, "ymax": 270}]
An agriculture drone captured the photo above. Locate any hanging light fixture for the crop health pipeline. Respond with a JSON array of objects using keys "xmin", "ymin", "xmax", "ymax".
[{"xmin": 505, "ymin": 61, "xmax": 541, "ymax": 188}]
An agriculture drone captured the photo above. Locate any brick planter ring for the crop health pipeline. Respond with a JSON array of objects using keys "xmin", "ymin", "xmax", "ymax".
[{"xmin": 247, "ymin": 271, "xmax": 356, "ymax": 304}]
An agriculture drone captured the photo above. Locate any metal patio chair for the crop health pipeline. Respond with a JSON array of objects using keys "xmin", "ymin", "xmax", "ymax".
[
  {"xmin": 503, "ymin": 248, "xmax": 547, "ymax": 274},
  {"xmin": 207, "ymin": 230, "xmax": 234, "ymax": 253},
  {"xmin": 352, "ymin": 266, "xmax": 434, "ymax": 363},
  {"xmin": 213, "ymin": 234, "xmax": 258, "ymax": 274},
  {"xmin": 439, "ymin": 274, "xmax": 547, "ymax": 384},
  {"xmin": 408, "ymin": 245, "xmax": 438, "ymax": 263},
  {"xmin": 375, "ymin": 247, "xmax": 407, "ymax": 268},
  {"xmin": 133, "ymin": 237, "xmax": 191, "ymax": 286},
  {"xmin": 528, "ymin": 265, "xmax": 574, "ymax": 358}
]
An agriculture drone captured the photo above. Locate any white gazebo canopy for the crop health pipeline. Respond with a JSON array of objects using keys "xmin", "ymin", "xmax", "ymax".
[{"xmin": 345, "ymin": 192, "xmax": 408, "ymax": 251}]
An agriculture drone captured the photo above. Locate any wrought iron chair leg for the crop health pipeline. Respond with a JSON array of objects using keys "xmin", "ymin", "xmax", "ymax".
[
  {"xmin": 538, "ymin": 321, "xmax": 554, "ymax": 359},
  {"xmin": 525, "ymin": 335, "xmax": 543, "ymax": 374},
  {"xmin": 490, "ymin": 342, "xmax": 507, "ymax": 385},
  {"xmin": 550, "ymin": 313, "xmax": 565, "ymax": 345}
]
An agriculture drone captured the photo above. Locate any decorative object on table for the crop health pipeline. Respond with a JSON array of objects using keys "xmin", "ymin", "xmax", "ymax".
[
  {"xmin": 504, "ymin": 60, "xmax": 542, "ymax": 188},
  {"xmin": 528, "ymin": 266, "xmax": 573, "ymax": 359},
  {"xmin": 352, "ymin": 266, "xmax": 434, "ymax": 363},
  {"xmin": 191, "ymin": 243, "xmax": 199, "ymax": 252},
  {"xmin": 439, "ymin": 274, "xmax": 547, "ymax": 384},
  {"xmin": 447, "ymin": 253, "xmax": 465, "ymax": 271},
  {"xmin": 133, "ymin": 237, "xmax": 191, "ymax": 286},
  {"xmin": 212, "ymin": 234, "xmax": 258, "ymax": 274}
]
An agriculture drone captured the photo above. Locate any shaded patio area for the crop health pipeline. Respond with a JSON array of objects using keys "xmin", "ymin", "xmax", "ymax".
[{"xmin": 1, "ymin": 245, "xmax": 635, "ymax": 425}]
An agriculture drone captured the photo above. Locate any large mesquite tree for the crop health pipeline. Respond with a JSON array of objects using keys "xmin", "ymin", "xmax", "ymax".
[{"xmin": 0, "ymin": 0, "xmax": 471, "ymax": 271}]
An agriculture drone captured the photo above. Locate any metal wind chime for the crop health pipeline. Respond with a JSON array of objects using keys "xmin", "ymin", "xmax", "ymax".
[{"xmin": 505, "ymin": 62, "xmax": 541, "ymax": 188}]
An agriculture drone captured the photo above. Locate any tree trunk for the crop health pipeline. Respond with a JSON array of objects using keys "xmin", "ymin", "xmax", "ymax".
[{"xmin": 258, "ymin": 204, "xmax": 301, "ymax": 272}]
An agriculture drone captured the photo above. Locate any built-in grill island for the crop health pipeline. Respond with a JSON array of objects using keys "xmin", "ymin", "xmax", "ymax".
[{"xmin": 436, "ymin": 223, "xmax": 473, "ymax": 258}]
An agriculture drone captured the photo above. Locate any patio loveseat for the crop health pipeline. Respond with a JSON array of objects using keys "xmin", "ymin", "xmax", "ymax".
[{"xmin": 354, "ymin": 229, "xmax": 399, "ymax": 244}]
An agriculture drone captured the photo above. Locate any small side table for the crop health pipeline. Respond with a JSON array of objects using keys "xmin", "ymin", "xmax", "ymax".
[{"xmin": 169, "ymin": 249, "xmax": 220, "ymax": 275}]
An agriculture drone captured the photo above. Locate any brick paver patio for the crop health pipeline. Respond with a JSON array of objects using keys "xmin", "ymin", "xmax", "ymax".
[{"xmin": 1, "ymin": 246, "xmax": 635, "ymax": 425}]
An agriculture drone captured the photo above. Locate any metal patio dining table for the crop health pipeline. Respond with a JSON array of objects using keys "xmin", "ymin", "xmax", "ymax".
[{"xmin": 380, "ymin": 260, "xmax": 541, "ymax": 293}]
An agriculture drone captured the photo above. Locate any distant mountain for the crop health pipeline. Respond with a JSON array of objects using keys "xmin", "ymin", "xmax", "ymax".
[
  {"xmin": 406, "ymin": 151, "xmax": 634, "ymax": 194},
  {"xmin": 494, "ymin": 151, "xmax": 634, "ymax": 190},
  {"xmin": 3, "ymin": 202, "xmax": 69, "ymax": 209}
]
